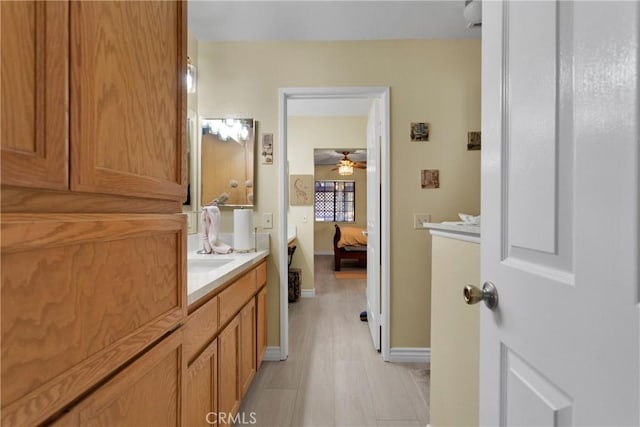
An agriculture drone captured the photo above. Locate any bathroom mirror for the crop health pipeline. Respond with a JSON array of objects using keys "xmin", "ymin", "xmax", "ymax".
[{"xmin": 200, "ymin": 118, "xmax": 255, "ymax": 207}]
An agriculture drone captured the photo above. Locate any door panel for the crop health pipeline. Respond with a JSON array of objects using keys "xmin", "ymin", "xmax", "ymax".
[
  {"xmin": 219, "ymin": 315, "xmax": 241, "ymax": 420},
  {"xmin": 0, "ymin": 0, "xmax": 68, "ymax": 190},
  {"xmin": 502, "ymin": 346, "xmax": 572, "ymax": 426},
  {"xmin": 481, "ymin": 1, "xmax": 639, "ymax": 425},
  {"xmin": 1, "ymin": 213, "xmax": 186, "ymax": 426},
  {"xmin": 240, "ymin": 298, "xmax": 256, "ymax": 397},
  {"xmin": 70, "ymin": 1, "xmax": 186, "ymax": 201},
  {"xmin": 366, "ymin": 100, "xmax": 381, "ymax": 351},
  {"xmin": 186, "ymin": 338, "xmax": 217, "ymax": 427},
  {"xmin": 51, "ymin": 330, "xmax": 185, "ymax": 427}
]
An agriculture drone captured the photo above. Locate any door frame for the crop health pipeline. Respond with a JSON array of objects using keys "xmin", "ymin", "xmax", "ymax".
[{"xmin": 277, "ymin": 86, "xmax": 391, "ymax": 361}]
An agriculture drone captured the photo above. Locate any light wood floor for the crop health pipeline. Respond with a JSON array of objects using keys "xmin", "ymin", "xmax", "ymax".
[{"xmin": 238, "ymin": 255, "xmax": 430, "ymax": 427}]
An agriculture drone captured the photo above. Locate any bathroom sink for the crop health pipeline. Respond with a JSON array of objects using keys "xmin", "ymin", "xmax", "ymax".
[{"xmin": 188, "ymin": 258, "xmax": 233, "ymax": 273}]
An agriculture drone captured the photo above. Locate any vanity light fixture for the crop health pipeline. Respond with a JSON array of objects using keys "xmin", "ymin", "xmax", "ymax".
[
  {"xmin": 338, "ymin": 164, "xmax": 354, "ymax": 176},
  {"xmin": 186, "ymin": 56, "xmax": 196, "ymax": 94}
]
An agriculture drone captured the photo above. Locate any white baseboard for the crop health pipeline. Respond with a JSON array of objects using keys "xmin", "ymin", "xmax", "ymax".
[
  {"xmin": 314, "ymin": 250, "xmax": 333, "ymax": 256},
  {"xmin": 388, "ymin": 347, "xmax": 431, "ymax": 363},
  {"xmin": 301, "ymin": 288, "xmax": 315, "ymax": 298},
  {"xmin": 263, "ymin": 347, "xmax": 282, "ymax": 361}
]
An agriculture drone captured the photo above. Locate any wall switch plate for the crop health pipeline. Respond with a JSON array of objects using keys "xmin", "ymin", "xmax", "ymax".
[
  {"xmin": 414, "ymin": 213, "xmax": 431, "ymax": 229},
  {"xmin": 302, "ymin": 215, "xmax": 308, "ymax": 224},
  {"xmin": 263, "ymin": 213, "xmax": 273, "ymax": 229}
]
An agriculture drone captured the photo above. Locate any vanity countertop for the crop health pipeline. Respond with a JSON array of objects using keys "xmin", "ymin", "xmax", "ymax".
[
  {"xmin": 187, "ymin": 249, "xmax": 269, "ymax": 306},
  {"xmin": 424, "ymin": 222, "xmax": 481, "ymax": 243}
]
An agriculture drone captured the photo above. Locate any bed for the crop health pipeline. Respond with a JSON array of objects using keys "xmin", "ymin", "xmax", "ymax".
[{"xmin": 333, "ymin": 224, "xmax": 367, "ymax": 271}]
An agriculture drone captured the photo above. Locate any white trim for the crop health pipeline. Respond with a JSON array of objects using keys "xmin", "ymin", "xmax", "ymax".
[
  {"xmin": 301, "ymin": 288, "xmax": 316, "ymax": 298},
  {"xmin": 262, "ymin": 347, "xmax": 284, "ymax": 361},
  {"xmin": 279, "ymin": 86, "xmax": 391, "ymax": 363},
  {"xmin": 314, "ymin": 250, "xmax": 333, "ymax": 256},
  {"xmin": 387, "ymin": 347, "xmax": 431, "ymax": 364}
]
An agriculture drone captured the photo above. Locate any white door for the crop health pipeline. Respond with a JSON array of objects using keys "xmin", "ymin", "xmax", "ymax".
[
  {"xmin": 481, "ymin": 1, "xmax": 639, "ymax": 425},
  {"xmin": 366, "ymin": 99, "xmax": 381, "ymax": 351}
]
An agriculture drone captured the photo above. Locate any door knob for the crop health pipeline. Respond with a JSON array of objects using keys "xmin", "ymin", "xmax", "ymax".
[{"xmin": 464, "ymin": 281, "xmax": 499, "ymax": 310}]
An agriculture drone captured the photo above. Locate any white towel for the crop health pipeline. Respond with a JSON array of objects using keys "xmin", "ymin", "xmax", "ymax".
[{"xmin": 201, "ymin": 206, "xmax": 233, "ymax": 254}]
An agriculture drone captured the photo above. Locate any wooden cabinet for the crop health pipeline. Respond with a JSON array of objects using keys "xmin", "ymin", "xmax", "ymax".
[
  {"xmin": 240, "ymin": 299, "xmax": 257, "ymax": 396},
  {"xmin": 69, "ymin": 1, "xmax": 186, "ymax": 201},
  {"xmin": 218, "ymin": 315, "xmax": 241, "ymax": 419},
  {"xmin": 52, "ymin": 330, "xmax": 186, "ymax": 427},
  {"xmin": 1, "ymin": 0, "xmax": 186, "ymax": 203},
  {"xmin": 0, "ymin": 214, "xmax": 186, "ymax": 426},
  {"xmin": 1, "ymin": 1, "xmax": 187, "ymax": 426},
  {"xmin": 0, "ymin": 1, "xmax": 68, "ymax": 190},
  {"xmin": 183, "ymin": 260, "xmax": 267, "ymax": 427},
  {"xmin": 256, "ymin": 286, "xmax": 268, "ymax": 369},
  {"xmin": 186, "ymin": 338, "xmax": 218, "ymax": 427}
]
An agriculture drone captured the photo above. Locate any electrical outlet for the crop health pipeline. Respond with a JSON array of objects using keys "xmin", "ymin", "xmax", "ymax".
[
  {"xmin": 263, "ymin": 213, "xmax": 273, "ymax": 229},
  {"xmin": 414, "ymin": 213, "xmax": 431, "ymax": 229}
]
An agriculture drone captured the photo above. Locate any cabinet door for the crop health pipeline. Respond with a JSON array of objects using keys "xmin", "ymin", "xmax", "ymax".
[
  {"xmin": 0, "ymin": 0, "xmax": 68, "ymax": 190},
  {"xmin": 51, "ymin": 330, "xmax": 186, "ymax": 426},
  {"xmin": 70, "ymin": 1, "xmax": 187, "ymax": 201},
  {"xmin": 218, "ymin": 315, "xmax": 241, "ymax": 421},
  {"xmin": 240, "ymin": 298, "xmax": 256, "ymax": 397},
  {"xmin": 256, "ymin": 286, "xmax": 267, "ymax": 370},
  {"xmin": 1, "ymin": 213, "xmax": 186, "ymax": 426},
  {"xmin": 186, "ymin": 338, "xmax": 217, "ymax": 427}
]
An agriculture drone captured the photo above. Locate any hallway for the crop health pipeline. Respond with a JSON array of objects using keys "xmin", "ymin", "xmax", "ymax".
[{"xmin": 239, "ymin": 255, "xmax": 430, "ymax": 426}]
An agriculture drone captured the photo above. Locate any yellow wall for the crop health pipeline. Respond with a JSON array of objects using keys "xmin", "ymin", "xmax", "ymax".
[
  {"xmin": 286, "ymin": 116, "xmax": 367, "ymax": 291},
  {"xmin": 196, "ymin": 40, "xmax": 481, "ymax": 348}
]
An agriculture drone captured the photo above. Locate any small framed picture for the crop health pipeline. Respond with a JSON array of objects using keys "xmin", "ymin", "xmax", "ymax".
[
  {"xmin": 421, "ymin": 169, "xmax": 440, "ymax": 189},
  {"xmin": 289, "ymin": 175, "xmax": 314, "ymax": 206},
  {"xmin": 467, "ymin": 131, "xmax": 481, "ymax": 150},
  {"xmin": 262, "ymin": 133, "xmax": 274, "ymax": 164},
  {"xmin": 411, "ymin": 122, "xmax": 430, "ymax": 141}
]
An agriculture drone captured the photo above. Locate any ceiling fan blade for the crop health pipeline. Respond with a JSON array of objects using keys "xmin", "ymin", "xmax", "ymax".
[{"xmin": 354, "ymin": 165, "xmax": 367, "ymax": 169}]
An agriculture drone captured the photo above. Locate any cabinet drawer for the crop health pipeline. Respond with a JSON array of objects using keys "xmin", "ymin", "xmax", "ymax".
[
  {"xmin": 185, "ymin": 295, "xmax": 219, "ymax": 364},
  {"xmin": 1, "ymin": 214, "xmax": 186, "ymax": 427},
  {"xmin": 256, "ymin": 260, "xmax": 267, "ymax": 288},
  {"xmin": 219, "ymin": 269, "xmax": 256, "ymax": 327}
]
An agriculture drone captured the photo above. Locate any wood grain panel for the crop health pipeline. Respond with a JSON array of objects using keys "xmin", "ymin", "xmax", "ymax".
[
  {"xmin": 240, "ymin": 298, "xmax": 256, "ymax": 397},
  {"xmin": 0, "ymin": 0, "xmax": 68, "ymax": 189},
  {"xmin": 1, "ymin": 214, "xmax": 186, "ymax": 426},
  {"xmin": 256, "ymin": 286, "xmax": 267, "ymax": 370},
  {"xmin": 256, "ymin": 260, "xmax": 267, "ymax": 288},
  {"xmin": 70, "ymin": 1, "xmax": 187, "ymax": 201},
  {"xmin": 1, "ymin": 187, "xmax": 182, "ymax": 214},
  {"xmin": 51, "ymin": 330, "xmax": 186, "ymax": 427},
  {"xmin": 218, "ymin": 269, "xmax": 257, "ymax": 327},
  {"xmin": 185, "ymin": 295, "xmax": 219, "ymax": 364},
  {"xmin": 186, "ymin": 338, "xmax": 218, "ymax": 427},
  {"xmin": 218, "ymin": 316, "xmax": 241, "ymax": 421}
]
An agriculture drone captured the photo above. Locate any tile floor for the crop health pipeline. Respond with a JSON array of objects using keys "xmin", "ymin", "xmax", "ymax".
[{"xmin": 238, "ymin": 256, "xmax": 430, "ymax": 427}]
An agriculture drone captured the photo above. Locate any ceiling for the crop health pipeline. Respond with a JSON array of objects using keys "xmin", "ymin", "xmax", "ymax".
[
  {"xmin": 188, "ymin": 1, "xmax": 481, "ymax": 42},
  {"xmin": 314, "ymin": 149, "xmax": 367, "ymax": 165}
]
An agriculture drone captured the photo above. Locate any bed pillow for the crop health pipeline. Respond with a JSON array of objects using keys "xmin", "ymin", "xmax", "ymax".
[{"xmin": 337, "ymin": 226, "xmax": 368, "ymax": 248}]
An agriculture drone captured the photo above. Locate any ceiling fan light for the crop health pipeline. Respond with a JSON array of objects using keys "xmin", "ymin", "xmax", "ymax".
[{"xmin": 338, "ymin": 164, "xmax": 353, "ymax": 176}]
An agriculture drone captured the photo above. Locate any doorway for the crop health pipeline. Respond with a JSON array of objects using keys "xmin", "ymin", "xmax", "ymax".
[{"xmin": 278, "ymin": 87, "xmax": 391, "ymax": 361}]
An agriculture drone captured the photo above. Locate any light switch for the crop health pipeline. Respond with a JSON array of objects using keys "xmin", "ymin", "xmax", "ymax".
[
  {"xmin": 414, "ymin": 213, "xmax": 431, "ymax": 229},
  {"xmin": 263, "ymin": 213, "xmax": 273, "ymax": 229}
]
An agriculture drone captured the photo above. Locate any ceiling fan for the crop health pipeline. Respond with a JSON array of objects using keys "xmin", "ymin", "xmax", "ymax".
[{"xmin": 331, "ymin": 151, "xmax": 366, "ymax": 175}]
